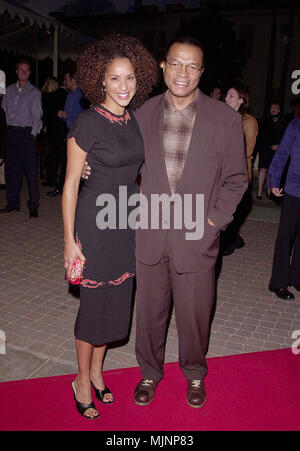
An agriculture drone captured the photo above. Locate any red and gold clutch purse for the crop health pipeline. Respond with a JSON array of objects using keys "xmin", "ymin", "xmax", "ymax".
[
  {"xmin": 66, "ymin": 234, "xmax": 85, "ymax": 285},
  {"xmin": 67, "ymin": 258, "xmax": 85, "ymax": 285}
]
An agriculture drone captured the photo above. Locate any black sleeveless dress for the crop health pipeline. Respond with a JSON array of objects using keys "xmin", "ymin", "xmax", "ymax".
[{"xmin": 68, "ymin": 105, "xmax": 144, "ymax": 345}]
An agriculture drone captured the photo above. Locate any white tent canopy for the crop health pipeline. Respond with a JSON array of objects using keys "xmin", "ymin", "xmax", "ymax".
[{"xmin": 0, "ymin": 0, "xmax": 93, "ymax": 74}]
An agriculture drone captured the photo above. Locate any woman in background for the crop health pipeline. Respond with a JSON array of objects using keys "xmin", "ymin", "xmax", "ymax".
[{"xmin": 222, "ymin": 84, "xmax": 258, "ymax": 256}]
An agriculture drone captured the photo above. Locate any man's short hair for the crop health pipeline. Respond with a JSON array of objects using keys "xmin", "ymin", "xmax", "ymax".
[
  {"xmin": 16, "ymin": 59, "xmax": 31, "ymax": 71},
  {"xmin": 65, "ymin": 69, "xmax": 76, "ymax": 80},
  {"xmin": 165, "ymin": 35, "xmax": 206, "ymax": 67}
]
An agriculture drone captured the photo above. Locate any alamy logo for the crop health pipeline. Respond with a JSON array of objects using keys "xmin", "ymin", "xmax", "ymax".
[
  {"xmin": 291, "ymin": 70, "xmax": 300, "ymax": 95},
  {"xmin": 95, "ymin": 187, "xmax": 205, "ymax": 241},
  {"xmin": 291, "ymin": 330, "xmax": 300, "ymax": 355},
  {"xmin": 0, "ymin": 329, "xmax": 6, "ymax": 354}
]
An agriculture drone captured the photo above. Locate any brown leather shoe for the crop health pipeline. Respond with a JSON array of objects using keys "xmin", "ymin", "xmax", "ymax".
[
  {"xmin": 134, "ymin": 379, "xmax": 159, "ymax": 406},
  {"xmin": 186, "ymin": 380, "xmax": 206, "ymax": 408}
]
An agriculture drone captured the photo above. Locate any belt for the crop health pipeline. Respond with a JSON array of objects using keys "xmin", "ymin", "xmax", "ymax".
[{"xmin": 8, "ymin": 125, "xmax": 31, "ymax": 130}]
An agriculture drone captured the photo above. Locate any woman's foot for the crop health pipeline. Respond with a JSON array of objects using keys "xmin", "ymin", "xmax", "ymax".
[
  {"xmin": 90, "ymin": 371, "xmax": 114, "ymax": 403},
  {"xmin": 72, "ymin": 378, "xmax": 100, "ymax": 419}
]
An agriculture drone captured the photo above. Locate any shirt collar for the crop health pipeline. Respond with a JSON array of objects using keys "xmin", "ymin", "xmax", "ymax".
[
  {"xmin": 164, "ymin": 88, "xmax": 199, "ymax": 120},
  {"xmin": 70, "ymin": 87, "xmax": 82, "ymax": 95},
  {"xmin": 16, "ymin": 81, "xmax": 31, "ymax": 92}
]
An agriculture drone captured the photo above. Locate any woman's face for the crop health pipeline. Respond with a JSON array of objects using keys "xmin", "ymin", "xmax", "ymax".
[
  {"xmin": 225, "ymin": 88, "xmax": 243, "ymax": 111},
  {"xmin": 49, "ymin": 80, "xmax": 58, "ymax": 92},
  {"xmin": 270, "ymin": 103, "xmax": 280, "ymax": 116},
  {"xmin": 102, "ymin": 57, "xmax": 137, "ymax": 115}
]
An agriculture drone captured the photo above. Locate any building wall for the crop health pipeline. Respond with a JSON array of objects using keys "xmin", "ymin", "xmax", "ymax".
[{"xmin": 60, "ymin": 4, "xmax": 299, "ymax": 119}]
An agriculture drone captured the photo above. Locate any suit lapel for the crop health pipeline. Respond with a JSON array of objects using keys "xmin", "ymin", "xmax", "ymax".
[{"xmin": 176, "ymin": 92, "xmax": 216, "ymax": 194}]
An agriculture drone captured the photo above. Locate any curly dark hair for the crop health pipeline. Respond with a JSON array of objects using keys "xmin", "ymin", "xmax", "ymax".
[{"xmin": 75, "ymin": 34, "xmax": 158, "ymax": 110}]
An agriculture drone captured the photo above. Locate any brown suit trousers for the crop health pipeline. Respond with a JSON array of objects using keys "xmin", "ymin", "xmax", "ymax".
[{"xmin": 135, "ymin": 229, "xmax": 216, "ymax": 381}]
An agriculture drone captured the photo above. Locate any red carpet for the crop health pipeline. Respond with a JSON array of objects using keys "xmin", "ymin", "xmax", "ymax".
[{"xmin": 0, "ymin": 349, "xmax": 299, "ymax": 431}]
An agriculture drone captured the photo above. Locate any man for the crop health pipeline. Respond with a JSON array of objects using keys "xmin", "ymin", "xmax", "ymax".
[
  {"xmin": 83, "ymin": 37, "xmax": 248, "ymax": 407},
  {"xmin": 210, "ymin": 86, "xmax": 222, "ymax": 100},
  {"xmin": 256, "ymin": 101, "xmax": 287, "ymax": 200},
  {"xmin": 47, "ymin": 71, "xmax": 86, "ymax": 197},
  {"xmin": 268, "ymin": 118, "xmax": 300, "ymax": 301},
  {"xmin": 0, "ymin": 60, "xmax": 42, "ymax": 217},
  {"xmin": 285, "ymin": 98, "xmax": 300, "ymax": 124}
]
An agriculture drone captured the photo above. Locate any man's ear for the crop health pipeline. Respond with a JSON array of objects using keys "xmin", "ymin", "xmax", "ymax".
[{"xmin": 159, "ymin": 61, "xmax": 165, "ymax": 71}]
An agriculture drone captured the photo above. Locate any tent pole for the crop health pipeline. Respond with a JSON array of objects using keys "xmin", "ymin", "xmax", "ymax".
[
  {"xmin": 53, "ymin": 28, "xmax": 58, "ymax": 77},
  {"xmin": 35, "ymin": 56, "xmax": 39, "ymax": 88}
]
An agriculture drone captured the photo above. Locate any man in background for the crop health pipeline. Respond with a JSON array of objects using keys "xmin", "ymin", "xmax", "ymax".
[
  {"xmin": 0, "ymin": 60, "xmax": 42, "ymax": 217},
  {"xmin": 47, "ymin": 70, "xmax": 86, "ymax": 197},
  {"xmin": 268, "ymin": 117, "xmax": 300, "ymax": 300}
]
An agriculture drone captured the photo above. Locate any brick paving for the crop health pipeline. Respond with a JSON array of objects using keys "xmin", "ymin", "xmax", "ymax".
[{"xmin": 0, "ymin": 182, "xmax": 299, "ymax": 381}]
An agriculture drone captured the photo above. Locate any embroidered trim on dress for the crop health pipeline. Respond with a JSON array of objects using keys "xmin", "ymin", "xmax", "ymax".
[
  {"xmin": 81, "ymin": 272, "xmax": 135, "ymax": 289},
  {"xmin": 94, "ymin": 106, "xmax": 131, "ymax": 125},
  {"xmin": 73, "ymin": 234, "xmax": 134, "ymax": 288}
]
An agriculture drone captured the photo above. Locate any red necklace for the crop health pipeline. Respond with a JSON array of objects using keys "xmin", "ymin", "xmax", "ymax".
[{"xmin": 94, "ymin": 105, "xmax": 131, "ymax": 125}]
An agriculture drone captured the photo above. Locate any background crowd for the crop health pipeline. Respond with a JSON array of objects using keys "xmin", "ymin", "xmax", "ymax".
[
  {"xmin": 0, "ymin": 60, "xmax": 299, "ymax": 218},
  {"xmin": 0, "ymin": 63, "xmax": 88, "ymax": 217}
]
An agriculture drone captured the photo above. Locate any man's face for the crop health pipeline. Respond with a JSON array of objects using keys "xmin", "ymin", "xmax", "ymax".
[
  {"xmin": 162, "ymin": 43, "xmax": 204, "ymax": 101},
  {"xmin": 64, "ymin": 73, "xmax": 73, "ymax": 90},
  {"xmin": 211, "ymin": 87, "xmax": 222, "ymax": 100},
  {"xmin": 292, "ymin": 103, "xmax": 300, "ymax": 116},
  {"xmin": 16, "ymin": 63, "xmax": 30, "ymax": 83}
]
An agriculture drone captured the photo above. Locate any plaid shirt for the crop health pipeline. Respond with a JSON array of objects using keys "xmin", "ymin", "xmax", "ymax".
[{"xmin": 163, "ymin": 89, "xmax": 199, "ymax": 193}]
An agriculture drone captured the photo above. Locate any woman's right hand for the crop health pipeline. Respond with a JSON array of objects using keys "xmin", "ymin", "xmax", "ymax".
[
  {"xmin": 81, "ymin": 161, "xmax": 91, "ymax": 180},
  {"xmin": 64, "ymin": 240, "xmax": 86, "ymax": 278}
]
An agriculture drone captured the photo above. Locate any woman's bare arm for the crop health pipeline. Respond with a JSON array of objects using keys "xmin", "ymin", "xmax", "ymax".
[{"xmin": 62, "ymin": 137, "xmax": 87, "ymax": 274}]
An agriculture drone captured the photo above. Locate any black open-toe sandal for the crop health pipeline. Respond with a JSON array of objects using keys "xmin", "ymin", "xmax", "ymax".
[
  {"xmin": 92, "ymin": 382, "xmax": 114, "ymax": 404},
  {"xmin": 72, "ymin": 381, "xmax": 100, "ymax": 420}
]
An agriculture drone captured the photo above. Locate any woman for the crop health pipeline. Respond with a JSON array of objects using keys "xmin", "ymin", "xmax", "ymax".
[
  {"xmin": 257, "ymin": 102, "xmax": 287, "ymax": 199},
  {"xmin": 62, "ymin": 35, "xmax": 157, "ymax": 420},
  {"xmin": 41, "ymin": 76, "xmax": 59, "ymax": 95},
  {"xmin": 225, "ymin": 85, "xmax": 258, "ymax": 182},
  {"xmin": 222, "ymin": 85, "xmax": 258, "ymax": 255}
]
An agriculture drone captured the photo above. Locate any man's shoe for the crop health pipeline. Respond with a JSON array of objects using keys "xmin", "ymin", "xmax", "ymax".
[
  {"xmin": 134, "ymin": 379, "xmax": 159, "ymax": 406},
  {"xmin": 0, "ymin": 205, "xmax": 20, "ymax": 213},
  {"xmin": 47, "ymin": 188, "xmax": 60, "ymax": 197},
  {"xmin": 269, "ymin": 287, "xmax": 295, "ymax": 300},
  {"xmin": 29, "ymin": 208, "xmax": 38, "ymax": 218},
  {"xmin": 186, "ymin": 380, "xmax": 206, "ymax": 408}
]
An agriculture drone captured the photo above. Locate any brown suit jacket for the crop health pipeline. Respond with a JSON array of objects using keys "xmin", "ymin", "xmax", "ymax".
[{"xmin": 134, "ymin": 90, "xmax": 248, "ymax": 273}]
